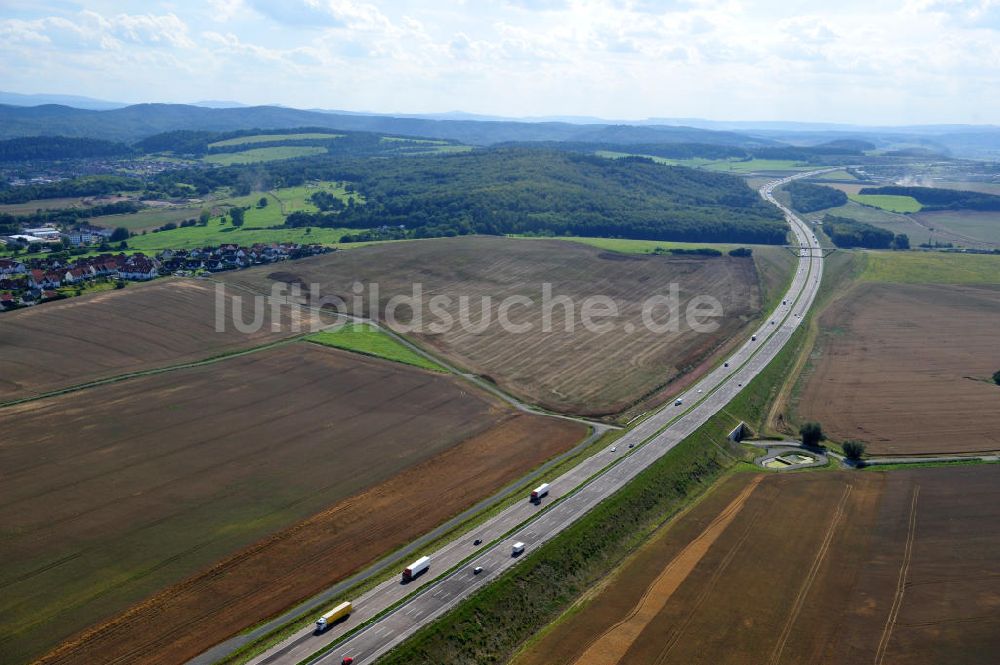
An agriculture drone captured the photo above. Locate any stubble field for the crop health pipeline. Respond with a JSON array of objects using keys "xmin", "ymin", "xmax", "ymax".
[
  {"xmin": 795, "ymin": 282, "xmax": 1000, "ymax": 455},
  {"xmin": 1, "ymin": 343, "xmax": 584, "ymax": 665},
  {"xmin": 223, "ymin": 236, "xmax": 773, "ymax": 418},
  {"xmin": 515, "ymin": 466, "xmax": 1000, "ymax": 665},
  {"xmin": 0, "ymin": 278, "xmax": 324, "ymax": 402}
]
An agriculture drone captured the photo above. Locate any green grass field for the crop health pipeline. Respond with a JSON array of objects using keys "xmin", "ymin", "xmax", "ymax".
[
  {"xmin": 90, "ymin": 206, "xmax": 203, "ymax": 231},
  {"xmin": 379, "ymin": 136, "xmax": 448, "ymax": 145},
  {"xmin": 848, "ymin": 193, "xmax": 922, "ymax": 213},
  {"xmin": 90, "ymin": 181, "xmax": 360, "ymax": 248},
  {"xmin": 912, "ymin": 210, "xmax": 1000, "ymax": 246},
  {"xmin": 305, "ymin": 324, "xmax": 445, "ymax": 371},
  {"xmin": 216, "ymin": 181, "xmax": 359, "ymax": 226},
  {"xmin": 595, "ymin": 151, "xmax": 810, "ymax": 173},
  {"xmin": 208, "ymin": 133, "xmax": 343, "ymax": 148},
  {"xmin": 126, "ymin": 219, "xmax": 358, "ymax": 252},
  {"xmin": 861, "ymin": 250, "xmax": 1000, "ymax": 284},
  {"xmin": 548, "ymin": 236, "xmax": 743, "ymax": 254},
  {"xmin": 203, "ymin": 146, "xmax": 328, "ymax": 165}
]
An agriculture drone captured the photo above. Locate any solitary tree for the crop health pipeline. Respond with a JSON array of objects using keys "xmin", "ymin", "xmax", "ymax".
[
  {"xmin": 993, "ymin": 370, "xmax": 1000, "ymax": 386},
  {"xmin": 199, "ymin": 210, "xmax": 211, "ymax": 225},
  {"xmin": 258, "ymin": 196, "xmax": 268, "ymax": 208},
  {"xmin": 800, "ymin": 421, "xmax": 826, "ymax": 448},
  {"xmin": 230, "ymin": 207, "xmax": 245, "ymax": 227},
  {"xmin": 894, "ymin": 233, "xmax": 910, "ymax": 250},
  {"xmin": 842, "ymin": 440, "xmax": 866, "ymax": 461},
  {"xmin": 109, "ymin": 227, "xmax": 130, "ymax": 242}
]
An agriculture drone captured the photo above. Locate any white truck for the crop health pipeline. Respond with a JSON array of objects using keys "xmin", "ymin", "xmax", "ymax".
[
  {"xmin": 402, "ymin": 555, "xmax": 431, "ymax": 582},
  {"xmin": 512, "ymin": 542, "xmax": 525, "ymax": 556},
  {"xmin": 530, "ymin": 483, "xmax": 550, "ymax": 503},
  {"xmin": 315, "ymin": 601, "xmax": 352, "ymax": 632}
]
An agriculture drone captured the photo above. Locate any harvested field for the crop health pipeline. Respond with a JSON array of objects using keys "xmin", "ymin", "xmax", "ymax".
[
  {"xmin": 223, "ymin": 236, "xmax": 771, "ymax": 418},
  {"xmin": 796, "ymin": 282, "xmax": 1000, "ymax": 455},
  {"xmin": 515, "ymin": 466, "xmax": 1000, "ymax": 665},
  {"xmin": 0, "ymin": 343, "xmax": 585, "ymax": 664},
  {"xmin": 0, "ymin": 278, "xmax": 325, "ymax": 402}
]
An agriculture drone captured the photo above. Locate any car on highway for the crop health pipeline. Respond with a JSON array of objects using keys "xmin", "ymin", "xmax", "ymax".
[
  {"xmin": 610, "ymin": 446, "xmax": 617, "ymax": 453},
  {"xmin": 473, "ymin": 538, "xmax": 482, "ymax": 546},
  {"xmin": 341, "ymin": 658, "xmax": 353, "ymax": 665},
  {"xmin": 674, "ymin": 398, "xmax": 683, "ymax": 406},
  {"xmin": 751, "ymin": 334, "xmax": 757, "ymax": 341},
  {"xmin": 724, "ymin": 362, "xmax": 729, "ymax": 367},
  {"xmin": 473, "ymin": 566, "xmax": 483, "ymax": 575}
]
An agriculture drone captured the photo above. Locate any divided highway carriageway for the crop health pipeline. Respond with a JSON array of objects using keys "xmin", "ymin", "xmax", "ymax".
[{"xmin": 233, "ymin": 170, "xmax": 831, "ymax": 665}]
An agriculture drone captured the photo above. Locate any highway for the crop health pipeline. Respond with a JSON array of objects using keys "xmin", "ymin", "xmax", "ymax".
[{"xmin": 243, "ymin": 171, "xmax": 828, "ymax": 665}]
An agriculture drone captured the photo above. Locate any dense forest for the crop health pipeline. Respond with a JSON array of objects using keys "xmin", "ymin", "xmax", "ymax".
[
  {"xmin": 858, "ymin": 185, "xmax": 1000, "ymax": 211},
  {"xmin": 823, "ymin": 214, "xmax": 908, "ymax": 249},
  {"xmin": 276, "ymin": 149, "xmax": 788, "ymax": 244},
  {"xmin": 786, "ymin": 181, "xmax": 848, "ymax": 212},
  {"xmin": 0, "ymin": 136, "xmax": 133, "ymax": 162}
]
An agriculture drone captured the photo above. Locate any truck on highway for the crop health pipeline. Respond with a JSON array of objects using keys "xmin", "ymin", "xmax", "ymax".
[
  {"xmin": 315, "ymin": 601, "xmax": 352, "ymax": 632},
  {"xmin": 512, "ymin": 542, "xmax": 525, "ymax": 556},
  {"xmin": 530, "ymin": 483, "xmax": 550, "ymax": 503},
  {"xmin": 402, "ymin": 555, "xmax": 431, "ymax": 582}
]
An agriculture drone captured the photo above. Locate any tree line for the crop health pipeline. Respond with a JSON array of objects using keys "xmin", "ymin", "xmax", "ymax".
[
  {"xmin": 0, "ymin": 175, "xmax": 142, "ymax": 204},
  {"xmin": 858, "ymin": 186, "xmax": 1000, "ymax": 211},
  {"xmin": 823, "ymin": 214, "xmax": 909, "ymax": 249},
  {"xmin": 786, "ymin": 181, "xmax": 848, "ymax": 212}
]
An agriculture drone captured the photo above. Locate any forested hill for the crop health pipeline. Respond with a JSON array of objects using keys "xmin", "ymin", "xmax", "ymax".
[
  {"xmin": 0, "ymin": 136, "xmax": 133, "ymax": 161},
  {"xmin": 0, "ymin": 102, "xmax": 768, "ymax": 147},
  {"xmin": 262, "ymin": 149, "xmax": 787, "ymax": 244}
]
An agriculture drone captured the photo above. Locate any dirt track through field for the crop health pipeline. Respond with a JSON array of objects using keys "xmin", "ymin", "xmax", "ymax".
[{"xmin": 569, "ymin": 475, "xmax": 763, "ymax": 665}]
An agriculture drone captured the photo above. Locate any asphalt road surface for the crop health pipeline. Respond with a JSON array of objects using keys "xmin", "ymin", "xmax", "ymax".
[{"xmin": 243, "ymin": 171, "xmax": 829, "ymax": 665}]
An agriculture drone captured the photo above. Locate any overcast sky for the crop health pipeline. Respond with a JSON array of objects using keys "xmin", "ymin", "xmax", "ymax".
[{"xmin": 1, "ymin": 0, "xmax": 998, "ymax": 125}]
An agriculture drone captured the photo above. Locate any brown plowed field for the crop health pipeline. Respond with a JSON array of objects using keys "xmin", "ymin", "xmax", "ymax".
[
  {"xmin": 0, "ymin": 278, "xmax": 325, "ymax": 402},
  {"xmin": 516, "ymin": 466, "xmax": 1000, "ymax": 665},
  {"xmin": 223, "ymin": 236, "xmax": 768, "ymax": 418},
  {"xmin": 0, "ymin": 343, "xmax": 584, "ymax": 665},
  {"xmin": 796, "ymin": 283, "xmax": 1000, "ymax": 455}
]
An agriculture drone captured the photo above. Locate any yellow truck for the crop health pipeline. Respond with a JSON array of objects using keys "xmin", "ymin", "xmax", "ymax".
[{"xmin": 315, "ymin": 601, "xmax": 352, "ymax": 633}]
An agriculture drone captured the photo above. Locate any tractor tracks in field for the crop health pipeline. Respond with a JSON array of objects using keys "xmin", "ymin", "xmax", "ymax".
[
  {"xmin": 768, "ymin": 483, "xmax": 853, "ymax": 665},
  {"xmin": 874, "ymin": 484, "xmax": 920, "ymax": 665}
]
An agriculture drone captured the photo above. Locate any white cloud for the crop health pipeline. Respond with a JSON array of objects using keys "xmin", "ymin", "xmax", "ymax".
[{"xmin": 1, "ymin": 1, "xmax": 998, "ymax": 124}]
